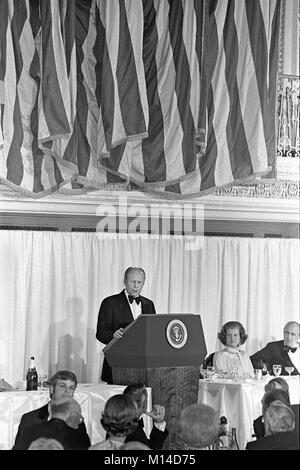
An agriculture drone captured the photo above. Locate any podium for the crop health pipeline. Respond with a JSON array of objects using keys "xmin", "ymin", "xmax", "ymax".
[{"xmin": 103, "ymin": 314, "xmax": 207, "ymax": 450}]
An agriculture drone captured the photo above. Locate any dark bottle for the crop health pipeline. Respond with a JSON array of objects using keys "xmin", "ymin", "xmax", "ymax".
[
  {"xmin": 229, "ymin": 427, "xmax": 239, "ymax": 450},
  {"xmin": 26, "ymin": 356, "xmax": 38, "ymax": 391}
]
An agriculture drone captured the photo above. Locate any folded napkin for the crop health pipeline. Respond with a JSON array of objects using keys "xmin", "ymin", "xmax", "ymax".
[{"xmin": 0, "ymin": 378, "xmax": 14, "ymax": 391}]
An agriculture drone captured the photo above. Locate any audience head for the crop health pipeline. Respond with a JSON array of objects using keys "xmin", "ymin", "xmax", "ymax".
[
  {"xmin": 49, "ymin": 370, "xmax": 77, "ymax": 400},
  {"xmin": 123, "ymin": 383, "xmax": 148, "ymax": 417},
  {"xmin": 50, "ymin": 397, "xmax": 84, "ymax": 429},
  {"xmin": 101, "ymin": 394, "xmax": 138, "ymax": 438},
  {"xmin": 28, "ymin": 437, "xmax": 64, "ymax": 450},
  {"xmin": 261, "ymin": 389, "xmax": 291, "ymax": 415},
  {"xmin": 265, "ymin": 377, "xmax": 289, "ymax": 394},
  {"xmin": 263, "ymin": 401, "xmax": 295, "ymax": 436},
  {"xmin": 178, "ymin": 404, "xmax": 220, "ymax": 449},
  {"xmin": 124, "ymin": 267, "xmax": 146, "ymax": 297},
  {"xmin": 283, "ymin": 322, "xmax": 300, "ymax": 348},
  {"xmin": 218, "ymin": 321, "xmax": 248, "ymax": 347},
  {"xmin": 120, "ymin": 441, "xmax": 151, "ymax": 450}
]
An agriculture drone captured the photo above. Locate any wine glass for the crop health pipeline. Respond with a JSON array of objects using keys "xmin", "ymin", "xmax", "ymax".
[
  {"xmin": 272, "ymin": 364, "xmax": 282, "ymax": 376},
  {"xmin": 200, "ymin": 367, "xmax": 208, "ymax": 380},
  {"xmin": 285, "ymin": 366, "xmax": 294, "ymax": 376},
  {"xmin": 207, "ymin": 366, "xmax": 215, "ymax": 379}
]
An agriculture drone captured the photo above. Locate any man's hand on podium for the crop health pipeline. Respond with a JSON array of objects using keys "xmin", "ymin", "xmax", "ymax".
[{"xmin": 113, "ymin": 328, "xmax": 124, "ymax": 339}]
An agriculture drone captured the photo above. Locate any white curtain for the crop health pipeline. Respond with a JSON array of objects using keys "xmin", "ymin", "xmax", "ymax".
[{"xmin": 0, "ymin": 231, "xmax": 299, "ymax": 384}]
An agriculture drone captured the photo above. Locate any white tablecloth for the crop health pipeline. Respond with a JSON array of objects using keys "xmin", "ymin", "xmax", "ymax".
[
  {"xmin": 0, "ymin": 383, "xmax": 152, "ymax": 450},
  {"xmin": 198, "ymin": 375, "xmax": 300, "ymax": 450}
]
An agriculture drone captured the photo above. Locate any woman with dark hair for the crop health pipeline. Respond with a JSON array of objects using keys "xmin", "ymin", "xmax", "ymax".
[
  {"xmin": 213, "ymin": 321, "xmax": 254, "ymax": 378},
  {"xmin": 89, "ymin": 395, "xmax": 138, "ymax": 450}
]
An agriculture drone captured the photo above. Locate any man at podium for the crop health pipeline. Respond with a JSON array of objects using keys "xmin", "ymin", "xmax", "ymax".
[{"xmin": 96, "ymin": 267, "xmax": 156, "ymax": 383}]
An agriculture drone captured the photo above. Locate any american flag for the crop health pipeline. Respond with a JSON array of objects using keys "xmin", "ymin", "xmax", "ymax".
[{"xmin": 0, "ymin": 0, "xmax": 280, "ymax": 197}]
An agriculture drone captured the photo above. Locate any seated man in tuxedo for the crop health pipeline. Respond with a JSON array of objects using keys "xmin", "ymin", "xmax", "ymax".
[
  {"xmin": 96, "ymin": 267, "xmax": 156, "ymax": 384},
  {"xmin": 13, "ymin": 370, "xmax": 90, "ymax": 448},
  {"xmin": 250, "ymin": 321, "xmax": 300, "ymax": 375},
  {"xmin": 246, "ymin": 401, "xmax": 299, "ymax": 450},
  {"xmin": 123, "ymin": 383, "xmax": 168, "ymax": 450},
  {"xmin": 13, "ymin": 397, "xmax": 90, "ymax": 450}
]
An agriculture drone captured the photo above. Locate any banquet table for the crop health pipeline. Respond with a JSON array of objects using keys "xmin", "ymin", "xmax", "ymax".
[
  {"xmin": 198, "ymin": 375, "xmax": 300, "ymax": 450},
  {"xmin": 0, "ymin": 383, "xmax": 152, "ymax": 450}
]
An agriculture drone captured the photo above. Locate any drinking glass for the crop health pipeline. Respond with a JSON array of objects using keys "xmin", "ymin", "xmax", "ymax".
[
  {"xmin": 207, "ymin": 366, "xmax": 215, "ymax": 379},
  {"xmin": 38, "ymin": 374, "xmax": 48, "ymax": 390},
  {"xmin": 272, "ymin": 364, "xmax": 282, "ymax": 376},
  {"xmin": 200, "ymin": 367, "xmax": 209, "ymax": 380},
  {"xmin": 285, "ymin": 366, "xmax": 294, "ymax": 376}
]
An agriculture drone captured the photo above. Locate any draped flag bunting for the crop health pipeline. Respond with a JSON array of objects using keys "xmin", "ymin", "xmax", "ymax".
[{"xmin": 0, "ymin": 0, "xmax": 281, "ymax": 198}]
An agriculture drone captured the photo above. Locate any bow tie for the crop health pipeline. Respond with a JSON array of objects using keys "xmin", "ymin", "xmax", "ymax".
[
  {"xmin": 128, "ymin": 295, "xmax": 141, "ymax": 305},
  {"xmin": 284, "ymin": 345, "xmax": 297, "ymax": 353}
]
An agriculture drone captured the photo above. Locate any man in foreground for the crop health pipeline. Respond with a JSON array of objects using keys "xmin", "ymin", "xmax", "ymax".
[{"xmin": 13, "ymin": 370, "xmax": 90, "ymax": 448}]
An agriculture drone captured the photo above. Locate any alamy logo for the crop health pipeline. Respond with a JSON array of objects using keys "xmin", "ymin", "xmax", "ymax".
[{"xmin": 96, "ymin": 196, "xmax": 204, "ymax": 251}]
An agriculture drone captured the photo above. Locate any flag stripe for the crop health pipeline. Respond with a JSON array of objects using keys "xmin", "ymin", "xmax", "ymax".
[
  {"xmin": 181, "ymin": 0, "xmax": 201, "ymax": 132},
  {"xmin": 167, "ymin": 0, "xmax": 196, "ymax": 174},
  {"xmin": 39, "ymin": 0, "xmax": 70, "ymax": 139},
  {"xmin": 94, "ymin": 0, "xmax": 117, "ymax": 153},
  {"xmin": 267, "ymin": 0, "xmax": 280, "ymax": 172},
  {"xmin": 118, "ymin": 0, "xmax": 147, "ymax": 139},
  {"xmin": 5, "ymin": 1, "xmax": 26, "ymax": 186},
  {"xmin": 223, "ymin": 0, "xmax": 253, "ymax": 179},
  {"xmin": 234, "ymin": 1, "xmax": 268, "ymax": 173},
  {"xmin": 17, "ymin": 0, "xmax": 40, "ymax": 191},
  {"xmin": 63, "ymin": 0, "xmax": 75, "ymax": 77},
  {"xmin": 141, "ymin": 0, "xmax": 166, "ymax": 183},
  {"xmin": 199, "ymin": 0, "xmax": 219, "ymax": 191},
  {"xmin": 0, "ymin": 0, "xmax": 8, "ymax": 147},
  {"xmin": 63, "ymin": 0, "xmax": 92, "ymax": 172},
  {"xmin": 153, "ymin": 0, "xmax": 185, "ymax": 182}
]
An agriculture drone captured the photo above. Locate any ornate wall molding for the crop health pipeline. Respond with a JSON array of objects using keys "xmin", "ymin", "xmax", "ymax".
[
  {"xmin": 0, "ymin": 187, "xmax": 298, "ymax": 225},
  {"xmin": 216, "ymin": 180, "xmax": 299, "ymax": 200}
]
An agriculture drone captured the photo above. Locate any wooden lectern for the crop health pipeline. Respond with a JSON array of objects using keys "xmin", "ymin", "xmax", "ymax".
[{"xmin": 103, "ymin": 314, "xmax": 207, "ymax": 450}]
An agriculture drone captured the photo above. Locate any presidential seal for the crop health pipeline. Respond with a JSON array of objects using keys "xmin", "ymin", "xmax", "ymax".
[{"xmin": 166, "ymin": 319, "xmax": 188, "ymax": 349}]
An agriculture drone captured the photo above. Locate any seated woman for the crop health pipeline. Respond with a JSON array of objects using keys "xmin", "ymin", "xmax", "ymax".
[
  {"xmin": 213, "ymin": 321, "xmax": 254, "ymax": 378},
  {"xmin": 89, "ymin": 394, "xmax": 138, "ymax": 450}
]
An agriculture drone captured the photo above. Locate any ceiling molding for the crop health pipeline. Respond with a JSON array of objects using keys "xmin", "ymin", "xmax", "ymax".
[{"xmin": 0, "ymin": 188, "xmax": 298, "ymax": 224}]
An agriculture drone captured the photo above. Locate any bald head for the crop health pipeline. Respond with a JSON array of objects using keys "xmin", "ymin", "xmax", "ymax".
[
  {"xmin": 50, "ymin": 397, "xmax": 83, "ymax": 429},
  {"xmin": 179, "ymin": 404, "xmax": 220, "ymax": 449},
  {"xmin": 264, "ymin": 401, "xmax": 295, "ymax": 435},
  {"xmin": 28, "ymin": 438, "xmax": 64, "ymax": 450}
]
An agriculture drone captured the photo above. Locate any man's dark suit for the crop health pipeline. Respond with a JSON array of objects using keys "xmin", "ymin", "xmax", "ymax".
[
  {"xmin": 13, "ymin": 403, "xmax": 90, "ymax": 448},
  {"xmin": 125, "ymin": 418, "xmax": 168, "ymax": 450},
  {"xmin": 96, "ymin": 290, "xmax": 156, "ymax": 383},
  {"xmin": 250, "ymin": 340, "xmax": 299, "ymax": 375},
  {"xmin": 12, "ymin": 417, "xmax": 90, "ymax": 450},
  {"xmin": 246, "ymin": 431, "xmax": 299, "ymax": 450}
]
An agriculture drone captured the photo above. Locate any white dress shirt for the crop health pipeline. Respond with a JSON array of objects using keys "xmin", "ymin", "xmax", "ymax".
[
  {"xmin": 288, "ymin": 346, "xmax": 300, "ymax": 373},
  {"xmin": 125, "ymin": 290, "xmax": 142, "ymax": 320}
]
